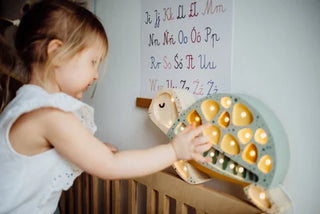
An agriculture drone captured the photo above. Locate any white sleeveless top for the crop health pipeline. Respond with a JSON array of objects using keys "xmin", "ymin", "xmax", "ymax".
[{"xmin": 0, "ymin": 85, "xmax": 97, "ymax": 214}]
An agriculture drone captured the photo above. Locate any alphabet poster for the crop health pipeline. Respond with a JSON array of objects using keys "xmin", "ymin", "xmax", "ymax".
[{"xmin": 140, "ymin": 0, "xmax": 233, "ymax": 99}]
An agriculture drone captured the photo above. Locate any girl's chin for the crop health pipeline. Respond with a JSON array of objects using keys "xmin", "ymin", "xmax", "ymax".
[
  {"xmin": 76, "ymin": 94, "xmax": 83, "ymax": 99},
  {"xmin": 74, "ymin": 92, "xmax": 83, "ymax": 100}
]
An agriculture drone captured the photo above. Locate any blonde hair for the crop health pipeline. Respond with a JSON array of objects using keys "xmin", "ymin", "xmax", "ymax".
[{"xmin": 15, "ymin": 0, "xmax": 108, "ymax": 83}]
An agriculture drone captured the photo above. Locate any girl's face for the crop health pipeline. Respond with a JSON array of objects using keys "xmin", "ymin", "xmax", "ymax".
[{"xmin": 54, "ymin": 42, "xmax": 104, "ymax": 99}]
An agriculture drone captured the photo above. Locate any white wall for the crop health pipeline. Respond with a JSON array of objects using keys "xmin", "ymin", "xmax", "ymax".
[{"xmin": 83, "ymin": 0, "xmax": 320, "ymax": 213}]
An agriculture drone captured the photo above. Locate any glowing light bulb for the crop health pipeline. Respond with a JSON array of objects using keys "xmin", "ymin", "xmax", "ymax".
[
  {"xmin": 261, "ymin": 133, "xmax": 267, "ymax": 139},
  {"xmin": 227, "ymin": 100, "xmax": 232, "ymax": 105},
  {"xmin": 250, "ymin": 150, "xmax": 256, "ymax": 157},
  {"xmin": 209, "ymin": 152, "xmax": 215, "ymax": 157},
  {"xmin": 230, "ymin": 141, "xmax": 235, "ymax": 146},
  {"xmin": 241, "ymin": 112, "xmax": 247, "ymax": 118},
  {"xmin": 180, "ymin": 127, "xmax": 185, "ymax": 131},
  {"xmin": 171, "ymin": 97, "xmax": 175, "ymax": 102},
  {"xmin": 212, "ymin": 131, "xmax": 217, "ymax": 136},
  {"xmin": 259, "ymin": 192, "xmax": 266, "ymax": 200},
  {"xmin": 183, "ymin": 166, "xmax": 187, "ymax": 171},
  {"xmin": 210, "ymin": 106, "xmax": 215, "ymax": 111},
  {"xmin": 195, "ymin": 117, "xmax": 200, "ymax": 122},
  {"xmin": 219, "ymin": 158, "xmax": 224, "ymax": 164},
  {"xmin": 265, "ymin": 159, "xmax": 271, "ymax": 165},
  {"xmin": 224, "ymin": 117, "xmax": 230, "ymax": 122},
  {"xmin": 245, "ymin": 133, "xmax": 251, "ymax": 138},
  {"xmin": 230, "ymin": 163, "xmax": 235, "ymax": 169},
  {"xmin": 238, "ymin": 167, "xmax": 244, "ymax": 173}
]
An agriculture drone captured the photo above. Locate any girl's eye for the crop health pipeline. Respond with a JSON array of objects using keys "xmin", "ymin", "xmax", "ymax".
[{"xmin": 91, "ymin": 60, "xmax": 97, "ymax": 66}]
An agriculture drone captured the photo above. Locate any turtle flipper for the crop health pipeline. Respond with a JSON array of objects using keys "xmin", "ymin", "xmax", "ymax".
[{"xmin": 244, "ymin": 184, "xmax": 292, "ymax": 213}]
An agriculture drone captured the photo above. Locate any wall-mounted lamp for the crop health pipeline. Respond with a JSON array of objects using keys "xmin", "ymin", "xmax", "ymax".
[{"xmin": 148, "ymin": 89, "xmax": 292, "ymax": 213}]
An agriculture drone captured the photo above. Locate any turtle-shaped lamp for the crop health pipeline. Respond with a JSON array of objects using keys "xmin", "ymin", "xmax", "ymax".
[{"xmin": 148, "ymin": 89, "xmax": 292, "ymax": 213}]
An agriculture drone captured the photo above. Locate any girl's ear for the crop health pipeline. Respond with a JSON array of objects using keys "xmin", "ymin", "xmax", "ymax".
[{"xmin": 47, "ymin": 39, "xmax": 63, "ymax": 57}]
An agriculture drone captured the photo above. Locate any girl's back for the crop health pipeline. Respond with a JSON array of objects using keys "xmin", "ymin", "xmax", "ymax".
[{"xmin": 0, "ymin": 84, "xmax": 95, "ymax": 213}]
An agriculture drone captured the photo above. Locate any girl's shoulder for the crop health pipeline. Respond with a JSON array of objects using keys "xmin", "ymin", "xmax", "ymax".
[
  {"xmin": 14, "ymin": 84, "xmax": 89, "ymax": 113},
  {"xmin": 3, "ymin": 84, "xmax": 97, "ymax": 157},
  {"xmin": 2, "ymin": 84, "xmax": 97, "ymax": 133}
]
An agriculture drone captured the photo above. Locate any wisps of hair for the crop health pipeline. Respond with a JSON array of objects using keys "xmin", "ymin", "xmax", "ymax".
[
  {"xmin": 0, "ymin": 0, "xmax": 108, "ymax": 112},
  {"xmin": 16, "ymin": 0, "xmax": 108, "ymax": 75}
]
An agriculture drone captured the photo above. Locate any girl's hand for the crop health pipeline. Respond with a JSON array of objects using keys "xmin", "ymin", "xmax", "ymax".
[
  {"xmin": 170, "ymin": 123, "xmax": 212, "ymax": 163},
  {"xmin": 104, "ymin": 142, "xmax": 119, "ymax": 153}
]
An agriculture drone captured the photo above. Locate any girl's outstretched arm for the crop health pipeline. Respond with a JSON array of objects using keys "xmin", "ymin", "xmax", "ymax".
[{"xmin": 45, "ymin": 108, "xmax": 211, "ymax": 179}]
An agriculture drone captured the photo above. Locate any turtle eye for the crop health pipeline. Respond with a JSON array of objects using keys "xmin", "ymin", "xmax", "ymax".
[{"xmin": 159, "ymin": 103, "xmax": 165, "ymax": 108}]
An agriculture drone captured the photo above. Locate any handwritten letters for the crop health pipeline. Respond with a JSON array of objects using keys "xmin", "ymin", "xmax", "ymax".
[{"xmin": 141, "ymin": 0, "xmax": 233, "ymax": 98}]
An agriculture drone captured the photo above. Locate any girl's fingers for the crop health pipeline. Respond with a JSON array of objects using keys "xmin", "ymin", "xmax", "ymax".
[
  {"xmin": 193, "ymin": 136, "xmax": 210, "ymax": 145},
  {"xmin": 192, "ymin": 153, "xmax": 211, "ymax": 163},
  {"xmin": 172, "ymin": 123, "xmax": 212, "ymax": 161},
  {"xmin": 179, "ymin": 123, "xmax": 195, "ymax": 134},
  {"xmin": 188, "ymin": 123, "xmax": 211, "ymax": 138},
  {"xmin": 194, "ymin": 142, "xmax": 212, "ymax": 153}
]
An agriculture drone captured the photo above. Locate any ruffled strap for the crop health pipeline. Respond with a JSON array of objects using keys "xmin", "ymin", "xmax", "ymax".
[{"xmin": 7, "ymin": 85, "xmax": 97, "ymax": 134}]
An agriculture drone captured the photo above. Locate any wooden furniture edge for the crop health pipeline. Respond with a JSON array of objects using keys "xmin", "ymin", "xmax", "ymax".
[
  {"xmin": 133, "ymin": 171, "xmax": 262, "ymax": 214},
  {"xmin": 136, "ymin": 97, "xmax": 152, "ymax": 108}
]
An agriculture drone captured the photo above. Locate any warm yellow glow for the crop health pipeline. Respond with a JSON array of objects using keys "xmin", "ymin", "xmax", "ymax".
[
  {"xmin": 250, "ymin": 150, "xmax": 256, "ymax": 157},
  {"xmin": 174, "ymin": 122, "xmax": 186, "ymax": 135},
  {"xmin": 241, "ymin": 112, "xmax": 247, "ymax": 118},
  {"xmin": 187, "ymin": 110, "xmax": 202, "ymax": 127},
  {"xmin": 242, "ymin": 143, "xmax": 258, "ymax": 164},
  {"xmin": 168, "ymin": 120, "xmax": 172, "ymax": 126},
  {"xmin": 238, "ymin": 167, "xmax": 244, "ymax": 173},
  {"xmin": 171, "ymin": 97, "xmax": 175, "ymax": 102},
  {"xmin": 232, "ymin": 103, "xmax": 253, "ymax": 126},
  {"xmin": 203, "ymin": 125, "xmax": 221, "ymax": 145},
  {"xmin": 246, "ymin": 185, "xmax": 271, "ymax": 209},
  {"xmin": 201, "ymin": 99, "xmax": 220, "ymax": 121},
  {"xmin": 219, "ymin": 158, "xmax": 224, "ymax": 164},
  {"xmin": 237, "ymin": 128, "xmax": 253, "ymax": 144},
  {"xmin": 218, "ymin": 111, "xmax": 231, "ymax": 128},
  {"xmin": 209, "ymin": 152, "xmax": 215, "ymax": 157},
  {"xmin": 174, "ymin": 160, "xmax": 189, "ymax": 179},
  {"xmin": 258, "ymin": 155, "xmax": 273, "ymax": 173},
  {"xmin": 221, "ymin": 134, "xmax": 240, "ymax": 155},
  {"xmin": 230, "ymin": 163, "xmax": 235, "ymax": 169},
  {"xmin": 259, "ymin": 192, "xmax": 266, "ymax": 200},
  {"xmin": 254, "ymin": 128, "xmax": 268, "ymax": 144},
  {"xmin": 221, "ymin": 97, "xmax": 232, "ymax": 109},
  {"xmin": 265, "ymin": 159, "xmax": 271, "ymax": 166}
]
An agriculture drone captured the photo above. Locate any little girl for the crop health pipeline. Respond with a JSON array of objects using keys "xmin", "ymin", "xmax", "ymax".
[{"xmin": 0, "ymin": 1, "xmax": 211, "ymax": 213}]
